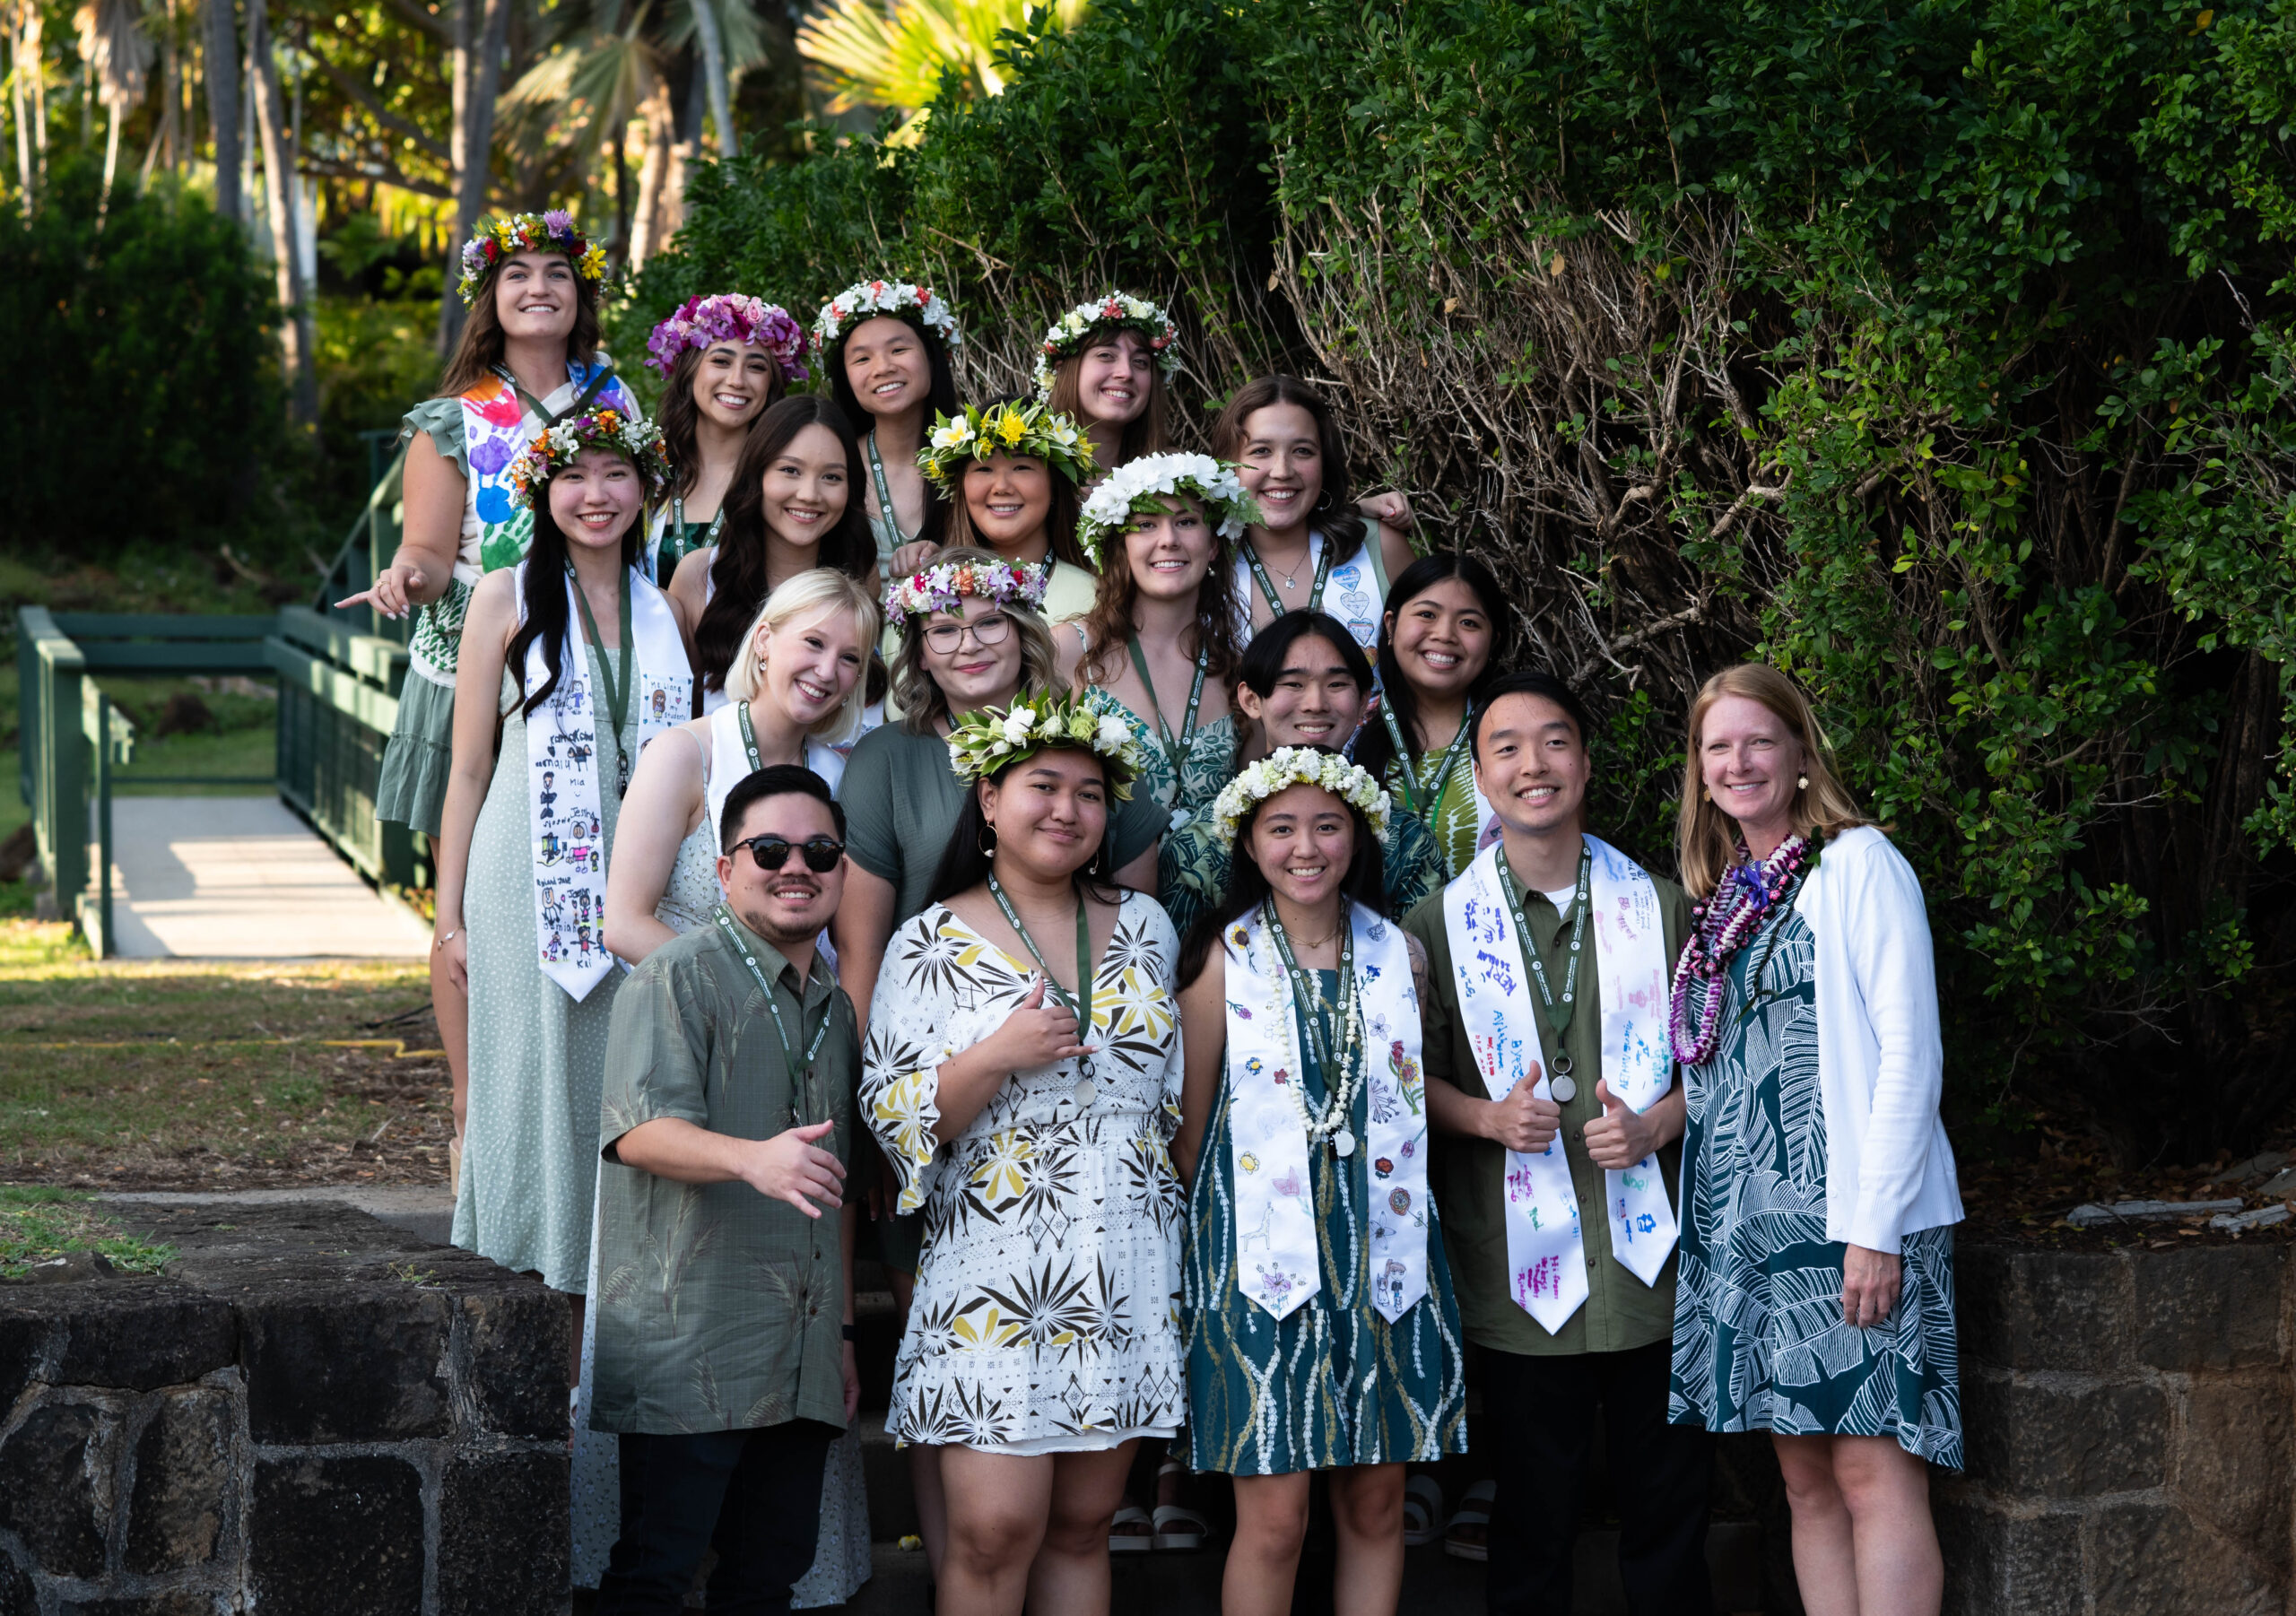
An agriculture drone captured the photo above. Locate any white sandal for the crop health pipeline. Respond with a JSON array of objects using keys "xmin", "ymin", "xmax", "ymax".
[
  {"xmin": 1403, "ymin": 1474, "xmax": 1445, "ymax": 1547},
  {"xmin": 1444, "ymin": 1479, "xmax": 1495, "ymax": 1561},
  {"xmin": 1152, "ymin": 1459, "xmax": 1207, "ymax": 1551},
  {"xmin": 1109, "ymin": 1505, "xmax": 1153, "ymax": 1554}
]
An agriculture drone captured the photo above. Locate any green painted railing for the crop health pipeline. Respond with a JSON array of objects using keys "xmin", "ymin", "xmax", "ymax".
[
  {"xmin": 265, "ymin": 605, "xmax": 420, "ymax": 890},
  {"xmin": 313, "ymin": 442, "xmax": 413, "ymax": 646}
]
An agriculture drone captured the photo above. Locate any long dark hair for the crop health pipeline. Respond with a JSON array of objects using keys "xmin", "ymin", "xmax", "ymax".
[
  {"xmin": 927, "ymin": 745, "xmax": 1125, "ymax": 906},
  {"xmin": 1210, "ymin": 374, "xmax": 1369, "ymax": 566},
  {"xmin": 1076, "ymin": 489, "xmax": 1244, "ymax": 692},
  {"xmin": 696, "ymin": 395, "xmax": 874, "ymax": 692},
  {"xmin": 437, "ymin": 252, "xmax": 604, "ymax": 398},
  {"xmin": 825, "ymin": 312, "xmax": 958, "ymax": 549},
  {"xmin": 506, "ymin": 474, "xmax": 647, "ymax": 720},
  {"xmin": 1178, "ymin": 749, "xmax": 1387, "ymax": 986},
  {"xmin": 1352, "ymin": 552, "xmax": 1512, "ymax": 781},
  {"xmin": 657, "ymin": 343, "xmax": 790, "ymax": 501},
  {"xmin": 941, "ymin": 397, "xmax": 1091, "ymax": 570}
]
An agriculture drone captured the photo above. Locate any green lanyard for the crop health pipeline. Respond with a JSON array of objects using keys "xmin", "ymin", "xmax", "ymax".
[
  {"xmin": 986, "ymin": 874, "xmax": 1095, "ymax": 1077},
  {"xmin": 734, "ymin": 699, "xmax": 804, "ymax": 773},
  {"xmin": 1265, "ymin": 907, "xmax": 1356, "ymax": 1079},
  {"xmin": 1495, "ymin": 843, "xmax": 1591, "ymax": 1084},
  {"xmin": 570, "ymin": 565, "xmax": 635, "ymax": 795},
  {"xmin": 1242, "ymin": 533, "xmax": 1333, "ymax": 620},
  {"xmin": 667, "ymin": 494, "xmax": 727, "ymax": 561},
  {"xmin": 1382, "ymin": 703, "xmax": 1473, "ymax": 822},
  {"xmin": 713, "ymin": 905, "xmax": 833, "ymax": 1125},
  {"xmin": 1124, "ymin": 632, "xmax": 1205, "ymax": 780},
  {"xmin": 494, "ymin": 361, "xmax": 615, "ymax": 428},
  {"xmin": 865, "ymin": 431, "xmax": 915, "ymax": 551}
]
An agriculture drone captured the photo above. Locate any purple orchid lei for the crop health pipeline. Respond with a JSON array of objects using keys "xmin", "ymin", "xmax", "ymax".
[{"xmin": 1666, "ymin": 833, "xmax": 1814, "ymax": 1065}]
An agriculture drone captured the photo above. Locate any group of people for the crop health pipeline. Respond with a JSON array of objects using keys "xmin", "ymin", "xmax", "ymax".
[{"xmin": 345, "ymin": 209, "xmax": 1965, "ymax": 1616}]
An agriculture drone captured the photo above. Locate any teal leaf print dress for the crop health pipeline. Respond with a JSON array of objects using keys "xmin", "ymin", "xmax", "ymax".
[{"xmin": 1667, "ymin": 900, "xmax": 1962, "ymax": 1467}]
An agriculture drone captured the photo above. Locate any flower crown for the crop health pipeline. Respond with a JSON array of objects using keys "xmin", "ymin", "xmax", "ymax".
[
  {"xmin": 1031, "ymin": 291, "xmax": 1181, "ymax": 398},
  {"xmin": 457, "ymin": 211, "xmax": 608, "ymax": 307},
  {"xmin": 918, "ymin": 402, "xmax": 1098, "ymax": 490},
  {"xmin": 645, "ymin": 294, "xmax": 809, "ymax": 381},
  {"xmin": 511, "ymin": 407, "xmax": 673, "ymax": 508},
  {"xmin": 883, "ymin": 558, "xmax": 1048, "ymax": 622},
  {"xmin": 1210, "ymin": 747, "xmax": 1392, "ymax": 849},
  {"xmin": 946, "ymin": 691, "xmax": 1144, "ymax": 802},
  {"xmin": 812, "ymin": 279, "xmax": 961, "ymax": 355},
  {"xmin": 1075, "ymin": 451, "xmax": 1259, "ymax": 568}
]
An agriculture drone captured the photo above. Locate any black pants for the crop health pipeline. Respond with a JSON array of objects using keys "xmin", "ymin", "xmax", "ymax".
[
  {"xmin": 1483, "ymin": 1340, "xmax": 1713, "ymax": 1616},
  {"xmin": 597, "ymin": 1421, "xmax": 838, "ymax": 1616}
]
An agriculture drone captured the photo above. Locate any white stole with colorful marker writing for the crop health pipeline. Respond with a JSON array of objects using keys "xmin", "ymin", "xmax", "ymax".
[
  {"xmin": 1223, "ymin": 899, "xmax": 1432, "ymax": 1324},
  {"xmin": 1442, "ymin": 835, "xmax": 1676, "ymax": 1333},
  {"xmin": 517, "ymin": 560, "xmax": 691, "ymax": 999}
]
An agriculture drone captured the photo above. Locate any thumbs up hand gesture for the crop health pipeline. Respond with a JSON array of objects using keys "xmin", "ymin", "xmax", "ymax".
[{"xmin": 1581, "ymin": 1077, "xmax": 1661, "ymax": 1169}]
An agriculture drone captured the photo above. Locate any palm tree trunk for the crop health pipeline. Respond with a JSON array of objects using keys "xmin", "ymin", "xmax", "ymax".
[
  {"xmin": 9, "ymin": 17, "xmax": 33, "ymax": 198},
  {"xmin": 247, "ymin": 0, "xmax": 316, "ymax": 426},
  {"xmin": 97, "ymin": 100, "xmax": 118, "ymax": 220},
  {"xmin": 688, "ymin": 0, "xmax": 732, "ymax": 159},
  {"xmin": 436, "ymin": 0, "xmax": 511, "ymax": 353},
  {"xmin": 628, "ymin": 78, "xmax": 674, "ymax": 270},
  {"xmin": 204, "ymin": 0, "xmax": 238, "ymax": 220}
]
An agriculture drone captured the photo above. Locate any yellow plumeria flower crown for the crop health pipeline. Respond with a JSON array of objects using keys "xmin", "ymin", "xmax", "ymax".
[{"xmin": 918, "ymin": 402, "xmax": 1099, "ymax": 490}]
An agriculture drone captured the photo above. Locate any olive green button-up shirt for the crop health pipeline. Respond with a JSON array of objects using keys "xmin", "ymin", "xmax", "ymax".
[
  {"xmin": 1404, "ymin": 866, "xmax": 1692, "ymax": 1358},
  {"xmin": 589, "ymin": 914, "xmax": 857, "ymax": 1435}
]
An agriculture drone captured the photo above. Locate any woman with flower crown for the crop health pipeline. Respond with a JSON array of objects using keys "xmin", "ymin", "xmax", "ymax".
[
  {"xmin": 1033, "ymin": 291, "xmax": 1179, "ymax": 471},
  {"xmin": 919, "ymin": 398, "xmax": 1103, "ymax": 624},
  {"xmin": 1171, "ymin": 745, "xmax": 1465, "ymax": 1616},
  {"xmin": 431, "ymin": 404, "xmax": 694, "ymax": 1330},
  {"xmin": 835, "ymin": 549, "xmax": 1166, "ymax": 1590},
  {"xmin": 815, "ymin": 278, "xmax": 963, "ymax": 574},
  {"xmin": 861, "ymin": 689, "xmax": 1186, "ymax": 1616},
  {"xmin": 1665, "ymin": 665, "xmax": 1961, "ymax": 1616},
  {"xmin": 665, "ymin": 395, "xmax": 881, "ymax": 707},
  {"xmin": 1057, "ymin": 453, "xmax": 1250, "ymax": 876},
  {"xmin": 1210, "ymin": 376, "xmax": 1416, "ymax": 652},
  {"xmin": 642, "ymin": 293, "xmax": 809, "ymax": 582},
  {"xmin": 339, "ymin": 211, "xmax": 639, "ymax": 1179}
]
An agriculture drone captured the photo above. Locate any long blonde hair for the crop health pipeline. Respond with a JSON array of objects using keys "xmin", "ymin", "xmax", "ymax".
[
  {"xmin": 724, "ymin": 570, "xmax": 883, "ymax": 745},
  {"xmin": 889, "ymin": 545, "xmax": 1061, "ymax": 734},
  {"xmin": 1677, "ymin": 663, "xmax": 1874, "ymax": 899}
]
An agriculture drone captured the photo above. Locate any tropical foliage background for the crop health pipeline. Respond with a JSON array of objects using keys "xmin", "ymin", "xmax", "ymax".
[{"xmin": 9, "ymin": 0, "xmax": 2296, "ymax": 1163}]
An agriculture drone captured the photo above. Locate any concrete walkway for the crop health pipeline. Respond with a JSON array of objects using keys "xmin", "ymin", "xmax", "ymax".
[{"xmin": 106, "ymin": 796, "xmax": 430, "ymax": 960}]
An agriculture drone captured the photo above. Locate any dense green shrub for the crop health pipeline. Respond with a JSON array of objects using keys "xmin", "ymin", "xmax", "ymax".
[
  {"xmin": 2, "ymin": 161, "xmax": 293, "ymax": 560},
  {"xmin": 632, "ymin": 0, "xmax": 2296, "ymax": 1160}
]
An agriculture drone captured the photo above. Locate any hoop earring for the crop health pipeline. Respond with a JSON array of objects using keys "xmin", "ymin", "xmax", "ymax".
[{"xmin": 978, "ymin": 822, "xmax": 998, "ymax": 855}]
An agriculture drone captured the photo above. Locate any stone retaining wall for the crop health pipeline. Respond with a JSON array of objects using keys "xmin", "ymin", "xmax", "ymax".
[
  {"xmin": 0, "ymin": 1203, "xmax": 570, "ymax": 1616},
  {"xmin": 1944, "ymin": 1242, "xmax": 2294, "ymax": 1616}
]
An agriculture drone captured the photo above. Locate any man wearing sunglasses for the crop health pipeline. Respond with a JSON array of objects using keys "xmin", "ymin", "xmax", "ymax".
[{"xmin": 588, "ymin": 763, "xmax": 863, "ymax": 1615}]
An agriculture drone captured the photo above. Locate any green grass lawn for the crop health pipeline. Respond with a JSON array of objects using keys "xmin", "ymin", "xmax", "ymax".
[
  {"xmin": 0, "ymin": 1186, "xmax": 175, "ymax": 1276},
  {"xmin": 0, "ymin": 919, "xmax": 448, "ymax": 1189}
]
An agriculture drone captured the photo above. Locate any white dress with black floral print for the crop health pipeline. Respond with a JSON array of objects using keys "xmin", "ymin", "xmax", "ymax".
[{"xmin": 863, "ymin": 891, "xmax": 1187, "ymax": 1452}]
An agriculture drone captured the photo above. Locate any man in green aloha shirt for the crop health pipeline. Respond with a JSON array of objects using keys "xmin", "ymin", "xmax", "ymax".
[{"xmin": 589, "ymin": 763, "xmax": 860, "ymax": 1614}]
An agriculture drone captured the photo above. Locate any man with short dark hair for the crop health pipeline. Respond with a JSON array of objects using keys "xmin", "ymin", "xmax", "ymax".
[
  {"xmin": 589, "ymin": 764, "xmax": 861, "ymax": 1616},
  {"xmin": 1404, "ymin": 671, "xmax": 1712, "ymax": 1616}
]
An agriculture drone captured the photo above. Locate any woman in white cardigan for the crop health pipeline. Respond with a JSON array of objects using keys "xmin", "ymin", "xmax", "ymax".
[{"xmin": 1664, "ymin": 664, "xmax": 1961, "ymax": 1616}]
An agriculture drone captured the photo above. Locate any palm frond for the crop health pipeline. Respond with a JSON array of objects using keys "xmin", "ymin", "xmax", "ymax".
[
  {"xmin": 796, "ymin": 0, "xmax": 1087, "ymax": 116},
  {"xmin": 73, "ymin": 0, "xmax": 150, "ymax": 109}
]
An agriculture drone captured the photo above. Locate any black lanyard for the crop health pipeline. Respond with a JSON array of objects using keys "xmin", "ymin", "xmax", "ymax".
[
  {"xmin": 986, "ymin": 875, "xmax": 1095, "ymax": 1075},
  {"xmin": 1125, "ymin": 632, "xmax": 1205, "ymax": 780},
  {"xmin": 1495, "ymin": 843, "xmax": 1590, "ymax": 1078},
  {"xmin": 570, "ymin": 566, "xmax": 634, "ymax": 794},
  {"xmin": 714, "ymin": 905, "xmax": 832, "ymax": 1125},
  {"xmin": 1243, "ymin": 534, "xmax": 1333, "ymax": 620}
]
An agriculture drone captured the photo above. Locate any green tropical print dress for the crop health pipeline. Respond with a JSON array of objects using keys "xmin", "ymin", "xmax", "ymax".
[
  {"xmin": 1184, "ymin": 969, "xmax": 1469, "ymax": 1475},
  {"xmin": 1667, "ymin": 901, "xmax": 1963, "ymax": 1468},
  {"xmin": 1157, "ymin": 810, "xmax": 1451, "ymax": 945},
  {"xmin": 1382, "ymin": 743, "xmax": 1495, "ymax": 882}
]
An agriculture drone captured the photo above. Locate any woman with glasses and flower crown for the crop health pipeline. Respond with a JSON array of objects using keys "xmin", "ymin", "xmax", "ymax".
[
  {"xmin": 832, "ymin": 551, "xmax": 1167, "ymax": 1591},
  {"xmin": 640, "ymin": 293, "xmax": 809, "ymax": 583},
  {"xmin": 1057, "ymin": 454, "xmax": 1251, "ymax": 881},
  {"xmin": 338, "ymin": 211, "xmax": 640, "ymax": 1187},
  {"xmin": 592, "ymin": 566, "xmax": 881, "ymax": 1609},
  {"xmin": 1171, "ymin": 746, "xmax": 1465, "ymax": 1616},
  {"xmin": 861, "ymin": 691, "xmax": 1185, "ymax": 1616},
  {"xmin": 1032, "ymin": 291, "xmax": 1181, "ymax": 472},
  {"xmin": 918, "ymin": 398, "xmax": 1104, "ymax": 624},
  {"xmin": 813, "ymin": 278, "xmax": 963, "ymax": 576}
]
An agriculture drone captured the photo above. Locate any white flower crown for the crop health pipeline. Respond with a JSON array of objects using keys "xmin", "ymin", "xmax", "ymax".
[
  {"xmin": 1209, "ymin": 746, "xmax": 1392, "ymax": 849},
  {"xmin": 1075, "ymin": 451, "xmax": 1259, "ymax": 568},
  {"xmin": 812, "ymin": 278, "xmax": 962, "ymax": 354},
  {"xmin": 1031, "ymin": 291, "xmax": 1180, "ymax": 397}
]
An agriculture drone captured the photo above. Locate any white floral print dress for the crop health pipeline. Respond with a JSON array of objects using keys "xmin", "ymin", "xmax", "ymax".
[{"xmin": 863, "ymin": 891, "xmax": 1188, "ymax": 1453}]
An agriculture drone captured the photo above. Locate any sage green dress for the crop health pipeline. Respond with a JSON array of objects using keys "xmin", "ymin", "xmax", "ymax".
[
  {"xmin": 451, "ymin": 648, "xmax": 634, "ymax": 1294},
  {"xmin": 1184, "ymin": 970, "xmax": 1469, "ymax": 1473}
]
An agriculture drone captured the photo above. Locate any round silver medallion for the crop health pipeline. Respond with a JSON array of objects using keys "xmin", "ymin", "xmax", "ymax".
[
  {"xmin": 1333, "ymin": 1128, "xmax": 1357, "ymax": 1158},
  {"xmin": 1549, "ymin": 1075, "xmax": 1578, "ymax": 1105},
  {"xmin": 1074, "ymin": 1079, "xmax": 1095, "ymax": 1108}
]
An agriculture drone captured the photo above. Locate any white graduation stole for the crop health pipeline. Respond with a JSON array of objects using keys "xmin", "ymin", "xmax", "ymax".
[
  {"xmin": 1223, "ymin": 899, "xmax": 1432, "ymax": 1324},
  {"xmin": 701, "ymin": 701, "xmax": 848, "ymax": 856},
  {"xmin": 1443, "ymin": 835, "xmax": 1677, "ymax": 1333},
  {"xmin": 517, "ymin": 560, "xmax": 692, "ymax": 999}
]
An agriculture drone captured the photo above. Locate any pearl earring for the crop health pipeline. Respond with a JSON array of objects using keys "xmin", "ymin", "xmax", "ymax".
[{"xmin": 1797, "ymin": 774, "xmax": 1809, "ymax": 790}]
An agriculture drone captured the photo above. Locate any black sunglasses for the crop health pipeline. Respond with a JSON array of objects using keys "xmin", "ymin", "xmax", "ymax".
[{"xmin": 728, "ymin": 834, "xmax": 845, "ymax": 873}]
